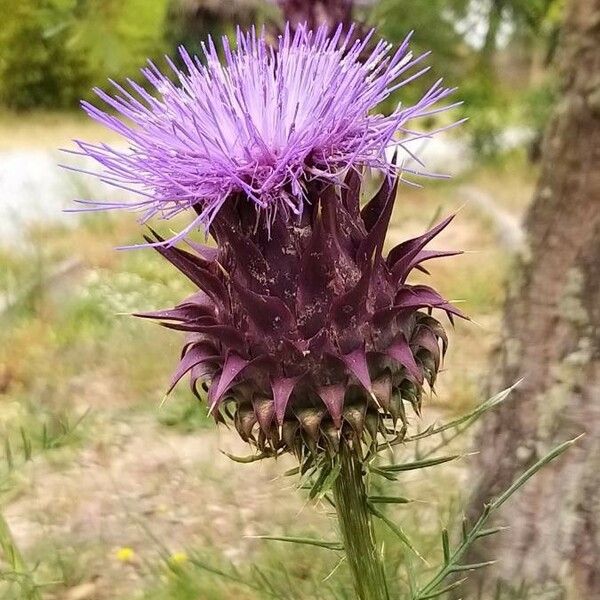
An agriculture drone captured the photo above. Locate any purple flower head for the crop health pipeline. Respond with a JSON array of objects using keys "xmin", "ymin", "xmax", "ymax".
[
  {"xmin": 71, "ymin": 24, "xmax": 466, "ymax": 457},
  {"xmin": 70, "ymin": 24, "xmax": 456, "ymax": 239}
]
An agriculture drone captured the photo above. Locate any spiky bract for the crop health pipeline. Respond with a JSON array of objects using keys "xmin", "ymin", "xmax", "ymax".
[{"xmin": 139, "ymin": 173, "xmax": 463, "ymax": 456}]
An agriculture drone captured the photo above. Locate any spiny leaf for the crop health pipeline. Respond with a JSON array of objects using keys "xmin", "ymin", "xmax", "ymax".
[
  {"xmin": 378, "ymin": 454, "xmax": 460, "ymax": 472},
  {"xmin": 490, "ymin": 435, "xmax": 582, "ymax": 510},
  {"xmin": 413, "ymin": 435, "xmax": 581, "ymax": 600},
  {"xmin": 403, "ymin": 382, "xmax": 521, "ymax": 444},
  {"xmin": 252, "ymin": 535, "xmax": 344, "ymax": 551}
]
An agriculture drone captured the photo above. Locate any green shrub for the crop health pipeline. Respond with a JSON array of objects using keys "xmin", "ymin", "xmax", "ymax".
[
  {"xmin": 0, "ymin": 0, "xmax": 89, "ymax": 109},
  {"xmin": 0, "ymin": 0, "xmax": 169, "ymax": 110}
]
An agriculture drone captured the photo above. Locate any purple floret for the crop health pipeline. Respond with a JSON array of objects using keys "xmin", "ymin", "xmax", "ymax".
[{"xmin": 69, "ymin": 24, "xmax": 456, "ymax": 240}]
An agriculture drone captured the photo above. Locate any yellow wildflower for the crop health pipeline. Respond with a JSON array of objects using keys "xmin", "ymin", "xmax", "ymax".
[{"xmin": 115, "ymin": 547, "xmax": 135, "ymax": 563}]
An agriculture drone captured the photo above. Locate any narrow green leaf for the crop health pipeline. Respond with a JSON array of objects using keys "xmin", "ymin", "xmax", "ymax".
[
  {"xmin": 441, "ymin": 529, "xmax": 450, "ymax": 564},
  {"xmin": 379, "ymin": 454, "xmax": 460, "ymax": 473},
  {"xmin": 370, "ymin": 466, "xmax": 398, "ymax": 481},
  {"xmin": 315, "ymin": 462, "xmax": 341, "ymax": 500},
  {"xmin": 490, "ymin": 435, "xmax": 582, "ymax": 510},
  {"xmin": 322, "ymin": 493, "xmax": 336, "ymax": 509},
  {"xmin": 252, "ymin": 535, "xmax": 343, "ymax": 551},
  {"xmin": 475, "ymin": 526, "xmax": 509, "ymax": 539},
  {"xmin": 368, "ymin": 503, "xmax": 426, "ymax": 563},
  {"xmin": 419, "ymin": 578, "xmax": 467, "ymax": 599},
  {"xmin": 368, "ymin": 495, "xmax": 413, "ymax": 504},
  {"xmin": 414, "ymin": 435, "xmax": 580, "ymax": 600},
  {"xmin": 404, "ymin": 382, "xmax": 521, "ymax": 443},
  {"xmin": 449, "ymin": 560, "xmax": 497, "ymax": 573},
  {"xmin": 309, "ymin": 461, "xmax": 340, "ymax": 500}
]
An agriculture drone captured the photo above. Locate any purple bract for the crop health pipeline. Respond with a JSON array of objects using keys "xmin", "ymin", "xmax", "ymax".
[{"xmin": 137, "ymin": 176, "xmax": 465, "ymax": 454}]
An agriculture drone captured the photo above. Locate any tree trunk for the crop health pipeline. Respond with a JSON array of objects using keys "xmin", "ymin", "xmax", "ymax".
[{"xmin": 464, "ymin": 0, "xmax": 600, "ymax": 597}]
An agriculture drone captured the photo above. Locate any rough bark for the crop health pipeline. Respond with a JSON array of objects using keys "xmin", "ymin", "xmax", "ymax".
[{"xmin": 463, "ymin": 0, "xmax": 600, "ymax": 597}]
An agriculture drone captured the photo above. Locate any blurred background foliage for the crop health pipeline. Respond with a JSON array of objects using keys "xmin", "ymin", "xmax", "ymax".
[{"xmin": 0, "ymin": 0, "xmax": 169, "ymax": 109}]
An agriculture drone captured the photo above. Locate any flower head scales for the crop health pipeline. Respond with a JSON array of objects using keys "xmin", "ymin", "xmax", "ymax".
[{"xmin": 71, "ymin": 24, "xmax": 455, "ymax": 237}]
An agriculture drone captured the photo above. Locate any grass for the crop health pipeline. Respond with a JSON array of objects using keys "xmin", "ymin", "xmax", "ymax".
[
  {"xmin": 0, "ymin": 111, "xmax": 539, "ymax": 598},
  {"xmin": 0, "ymin": 109, "xmax": 119, "ymax": 151}
]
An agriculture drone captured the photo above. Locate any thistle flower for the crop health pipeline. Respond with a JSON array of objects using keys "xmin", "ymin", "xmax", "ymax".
[
  {"xmin": 74, "ymin": 25, "xmax": 464, "ymax": 456},
  {"xmin": 70, "ymin": 25, "xmax": 576, "ymax": 600},
  {"xmin": 70, "ymin": 25, "xmax": 457, "ymax": 240}
]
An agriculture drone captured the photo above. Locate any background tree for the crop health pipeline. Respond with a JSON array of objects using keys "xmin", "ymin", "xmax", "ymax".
[
  {"xmin": 463, "ymin": 0, "xmax": 600, "ymax": 596},
  {"xmin": 0, "ymin": 0, "xmax": 169, "ymax": 110},
  {"xmin": 166, "ymin": 0, "xmax": 275, "ymax": 69}
]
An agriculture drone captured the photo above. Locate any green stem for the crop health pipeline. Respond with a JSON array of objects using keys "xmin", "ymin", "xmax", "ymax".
[{"xmin": 333, "ymin": 442, "xmax": 389, "ymax": 600}]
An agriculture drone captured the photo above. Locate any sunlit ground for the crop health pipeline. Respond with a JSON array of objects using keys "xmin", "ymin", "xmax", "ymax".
[{"xmin": 0, "ymin": 114, "xmax": 537, "ymax": 599}]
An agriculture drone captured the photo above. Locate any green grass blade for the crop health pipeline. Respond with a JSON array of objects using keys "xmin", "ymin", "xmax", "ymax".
[{"xmin": 251, "ymin": 535, "xmax": 344, "ymax": 551}]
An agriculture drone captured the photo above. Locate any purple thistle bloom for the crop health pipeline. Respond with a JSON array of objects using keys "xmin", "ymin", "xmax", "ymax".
[
  {"xmin": 70, "ymin": 24, "xmax": 456, "ymax": 239},
  {"xmin": 73, "ymin": 24, "xmax": 465, "ymax": 456}
]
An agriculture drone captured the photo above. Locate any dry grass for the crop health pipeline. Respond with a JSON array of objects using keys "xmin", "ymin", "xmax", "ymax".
[{"xmin": 0, "ymin": 110, "xmax": 119, "ymax": 151}]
